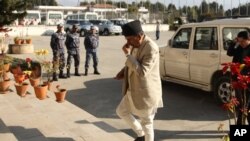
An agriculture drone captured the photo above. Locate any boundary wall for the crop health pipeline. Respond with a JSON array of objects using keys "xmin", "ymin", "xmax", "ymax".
[{"xmin": 4, "ymin": 24, "xmax": 169, "ymax": 36}]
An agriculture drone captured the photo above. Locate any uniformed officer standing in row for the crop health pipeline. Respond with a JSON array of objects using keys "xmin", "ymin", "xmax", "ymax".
[
  {"xmin": 65, "ymin": 24, "xmax": 81, "ymax": 77},
  {"xmin": 84, "ymin": 25, "xmax": 100, "ymax": 76},
  {"xmin": 50, "ymin": 23, "xmax": 67, "ymax": 81}
]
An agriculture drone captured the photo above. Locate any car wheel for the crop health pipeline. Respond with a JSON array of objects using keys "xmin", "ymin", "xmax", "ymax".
[
  {"xmin": 214, "ymin": 76, "xmax": 234, "ymax": 104},
  {"xmin": 103, "ymin": 29, "xmax": 110, "ymax": 36}
]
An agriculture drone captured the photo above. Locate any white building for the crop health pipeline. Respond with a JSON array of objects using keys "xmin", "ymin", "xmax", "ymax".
[{"xmin": 34, "ymin": 6, "xmax": 88, "ymax": 19}]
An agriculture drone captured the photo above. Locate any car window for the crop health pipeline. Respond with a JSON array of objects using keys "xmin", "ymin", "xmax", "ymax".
[
  {"xmin": 106, "ymin": 20, "xmax": 113, "ymax": 25},
  {"xmin": 90, "ymin": 20, "xmax": 101, "ymax": 25},
  {"xmin": 172, "ymin": 28, "xmax": 192, "ymax": 49},
  {"xmin": 223, "ymin": 27, "xmax": 248, "ymax": 50},
  {"xmin": 194, "ymin": 27, "xmax": 218, "ymax": 50},
  {"xmin": 79, "ymin": 20, "xmax": 91, "ymax": 25},
  {"xmin": 67, "ymin": 20, "xmax": 78, "ymax": 25}
]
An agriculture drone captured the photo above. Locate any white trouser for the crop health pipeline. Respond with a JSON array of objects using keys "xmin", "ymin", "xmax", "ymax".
[{"xmin": 116, "ymin": 95, "xmax": 155, "ymax": 141}]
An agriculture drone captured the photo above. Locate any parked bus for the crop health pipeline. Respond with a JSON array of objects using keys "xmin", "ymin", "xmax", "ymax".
[
  {"xmin": 41, "ymin": 11, "xmax": 64, "ymax": 25},
  {"xmin": 65, "ymin": 12, "xmax": 98, "ymax": 20},
  {"xmin": 20, "ymin": 10, "xmax": 41, "ymax": 25}
]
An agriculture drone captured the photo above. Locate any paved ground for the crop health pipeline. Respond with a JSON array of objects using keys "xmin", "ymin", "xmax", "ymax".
[{"xmin": 2, "ymin": 31, "xmax": 231, "ymax": 141}]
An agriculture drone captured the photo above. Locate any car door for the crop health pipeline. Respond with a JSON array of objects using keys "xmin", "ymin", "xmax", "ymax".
[
  {"xmin": 164, "ymin": 27, "xmax": 192, "ymax": 80},
  {"xmin": 189, "ymin": 27, "xmax": 219, "ymax": 84}
]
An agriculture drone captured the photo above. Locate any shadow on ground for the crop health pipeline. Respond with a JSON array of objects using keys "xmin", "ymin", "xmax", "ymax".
[
  {"xmin": 7, "ymin": 126, "xmax": 74, "ymax": 141},
  {"xmin": 67, "ymin": 78, "xmax": 228, "ymax": 121}
]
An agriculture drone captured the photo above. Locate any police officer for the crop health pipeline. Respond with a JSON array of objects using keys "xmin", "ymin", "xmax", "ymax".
[
  {"xmin": 50, "ymin": 23, "xmax": 67, "ymax": 81},
  {"xmin": 65, "ymin": 24, "xmax": 81, "ymax": 77},
  {"xmin": 84, "ymin": 25, "xmax": 100, "ymax": 75}
]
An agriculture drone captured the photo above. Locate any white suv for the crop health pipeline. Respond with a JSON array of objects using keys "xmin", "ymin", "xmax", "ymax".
[
  {"xmin": 160, "ymin": 19, "xmax": 250, "ymax": 104},
  {"xmin": 90, "ymin": 19, "xmax": 122, "ymax": 36}
]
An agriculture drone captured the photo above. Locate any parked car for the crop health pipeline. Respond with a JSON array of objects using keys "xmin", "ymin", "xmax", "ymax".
[
  {"xmin": 110, "ymin": 18, "xmax": 128, "ymax": 27},
  {"xmin": 64, "ymin": 19, "xmax": 98, "ymax": 36},
  {"xmin": 159, "ymin": 19, "xmax": 250, "ymax": 104},
  {"xmin": 89, "ymin": 19, "xmax": 122, "ymax": 36}
]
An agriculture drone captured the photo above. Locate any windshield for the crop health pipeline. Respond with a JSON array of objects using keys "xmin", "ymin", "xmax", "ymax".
[
  {"xmin": 26, "ymin": 13, "xmax": 39, "ymax": 19},
  {"xmin": 49, "ymin": 14, "xmax": 62, "ymax": 19}
]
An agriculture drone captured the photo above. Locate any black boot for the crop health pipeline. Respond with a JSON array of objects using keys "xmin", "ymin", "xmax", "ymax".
[
  {"xmin": 67, "ymin": 69, "xmax": 70, "ymax": 78},
  {"xmin": 52, "ymin": 72, "xmax": 58, "ymax": 81},
  {"xmin": 84, "ymin": 69, "xmax": 88, "ymax": 76},
  {"xmin": 59, "ymin": 70, "xmax": 67, "ymax": 79},
  {"xmin": 75, "ymin": 68, "xmax": 81, "ymax": 76},
  {"xmin": 94, "ymin": 67, "xmax": 100, "ymax": 75},
  {"xmin": 134, "ymin": 136, "xmax": 145, "ymax": 141}
]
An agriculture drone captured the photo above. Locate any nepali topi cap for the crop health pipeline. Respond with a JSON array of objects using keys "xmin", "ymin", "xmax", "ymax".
[{"xmin": 122, "ymin": 20, "xmax": 144, "ymax": 36}]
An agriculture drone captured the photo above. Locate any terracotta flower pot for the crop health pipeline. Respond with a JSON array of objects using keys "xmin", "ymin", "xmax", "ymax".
[
  {"xmin": 29, "ymin": 77, "xmax": 40, "ymax": 87},
  {"xmin": 26, "ymin": 39, "xmax": 32, "ymax": 44},
  {"xmin": 43, "ymin": 80, "xmax": 53, "ymax": 91},
  {"xmin": 21, "ymin": 39, "xmax": 25, "ymax": 44},
  {"xmin": 14, "ymin": 73, "xmax": 26, "ymax": 83},
  {"xmin": 54, "ymin": 89, "xmax": 67, "ymax": 103},
  {"xmin": 14, "ymin": 39, "xmax": 21, "ymax": 45},
  {"xmin": 14, "ymin": 82, "xmax": 29, "ymax": 97},
  {"xmin": 0, "ymin": 79, "xmax": 11, "ymax": 94},
  {"xmin": 0, "ymin": 71, "xmax": 9, "ymax": 80},
  {"xmin": 34, "ymin": 84, "xmax": 48, "ymax": 100},
  {"xmin": 3, "ymin": 63, "xmax": 10, "ymax": 72}
]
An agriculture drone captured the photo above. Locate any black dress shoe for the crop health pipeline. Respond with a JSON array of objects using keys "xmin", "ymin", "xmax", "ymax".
[
  {"xmin": 134, "ymin": 136, "xmax": 145, "ymax": 141},
  {"xmin": 52, "ymin": 77, "xmax": 58, "ymax": 81},
  {"xmin": 59, "ymin": 74, "xmax": 67, "ymax": 79}
]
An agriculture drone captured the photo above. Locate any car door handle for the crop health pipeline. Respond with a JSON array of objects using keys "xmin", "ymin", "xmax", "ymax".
[{"xmin": 210, "ymin": 53, "xmax": 218, "ymax": 58}]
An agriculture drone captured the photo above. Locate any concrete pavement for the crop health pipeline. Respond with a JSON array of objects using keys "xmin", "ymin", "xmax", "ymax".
[{"xmin": 0, "ymin": 31, "xmax": 229, "ymax": 141}]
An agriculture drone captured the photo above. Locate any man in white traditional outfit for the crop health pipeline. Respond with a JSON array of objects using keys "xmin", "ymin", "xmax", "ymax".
[{"xmin": 115, "ymin": 20, "xmax": 163, "ymax": 141}]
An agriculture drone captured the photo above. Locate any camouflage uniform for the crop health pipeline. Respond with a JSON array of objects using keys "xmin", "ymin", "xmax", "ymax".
[{"xmin": 50, "ymin": 31, "xmax": 67, "ymax": 80}]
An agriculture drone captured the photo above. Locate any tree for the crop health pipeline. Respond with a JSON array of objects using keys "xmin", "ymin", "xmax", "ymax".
[
  {"xmin": 25, "ymin": 0, "xmax": 58, "ymax": 9},
  {"xmin": 0, "ymin": 0, "xmax": 27, "ymax": 28}
]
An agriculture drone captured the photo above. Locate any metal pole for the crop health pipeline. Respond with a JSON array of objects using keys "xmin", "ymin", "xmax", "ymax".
[
  {"xmin": 186, "ymin": 0, "xmax": 187, "ymax": 15},
  {"xmin": 201, "ymin": 0, "xmax": 203, "ymax": 14},
  {"xmin": 223, "ymin": 0, "xmax": 225, "ymax": 16},
  {"xmin": 120, "ymin": 0, "xmax": 122, "ymax": 17},
  {"xmin": 231, "ymin": 0, "xmax": 232, "ymax": 17},
  {"xmin": 207, "ymin": 0, "xmax": 210, "ymax": 14},
  {"xmin": 247, "ymin": 0, "xmax": 249, "ymax": 16},
  {"xmin": 104, "ymin": 0, "xmax": 106, "ymax": 19},
  {"xmin": 239, "ymin": 0, "xmax": 241, "ymax": 16},
  {"xmin": 127, "ymin": 0, "xmax": 129, "ymax": 19}
]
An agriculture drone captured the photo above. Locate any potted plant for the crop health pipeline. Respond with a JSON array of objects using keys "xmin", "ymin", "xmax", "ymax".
[
  {"xmin": 0, "ymin": 53, "xmax": 11, "ymax": 94},
  {"xmin": 14, "ymin": 74, "xmax": 29, "ymax": 97},
  {"xmin": 54, "ymin": 85, "xmax": 67, "ymax": 103},
  {"xmin": 33, "ymin": 49, "xmax": 51, "ymax": 100},
  {"xmin": 0, "ymin": 40, "xmax": 13, "ymax": 93},
  {"xmin": 21, "ymin": 57, "xmax": 41, "ymax": 87},
  {"xmin": 35, "ymin": 49, "xmax": 57, "ymax": 90},
  {"xmin": 14, "ymin": 36, "xmax": 21, "ymax": 45},
  {"xmin": 219, "ymin": 57, "xmax": 250, "ymax": 140},
  {"xmin": 25, "ymin": 36, "xmax": 32, "ymax": 44}
]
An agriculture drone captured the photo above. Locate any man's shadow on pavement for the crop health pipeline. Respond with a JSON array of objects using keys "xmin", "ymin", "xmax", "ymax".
[{"xmin": 66, "ymin": 78, "xmax": 228, "ymax": 121}]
